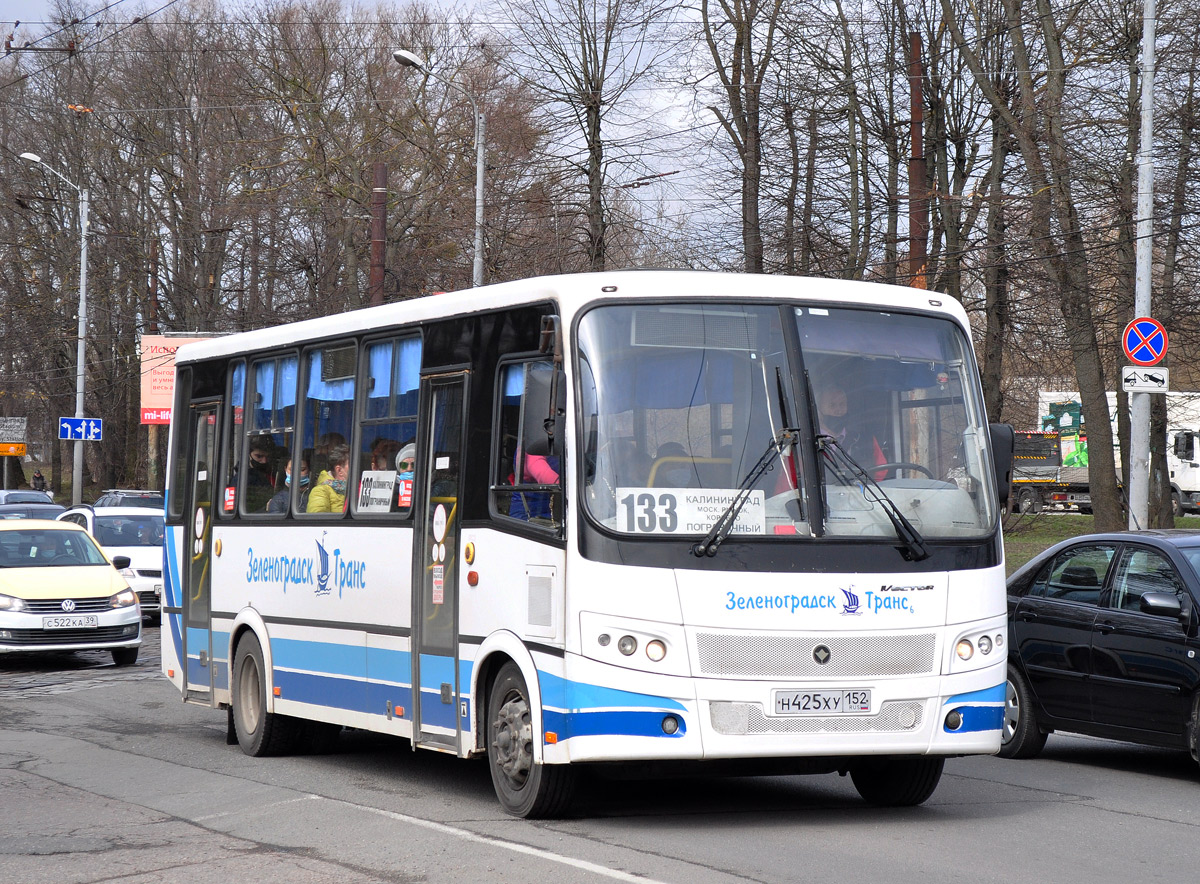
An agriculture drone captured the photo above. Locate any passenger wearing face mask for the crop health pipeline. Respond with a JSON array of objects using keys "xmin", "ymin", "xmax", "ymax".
[
  {"xmin": 246, "ymin": 435, "xmax": 277, "ymax": 511},
  {"xmin": 267, "ymin": 453, "xmax": 311, "ymax": 513}
]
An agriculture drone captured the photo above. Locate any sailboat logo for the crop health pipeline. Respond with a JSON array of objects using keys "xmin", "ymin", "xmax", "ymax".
[
  {"xmin": 841, "ymin": 588, "xmax": 862, "ymax": 615},
  {"xmin": 315, "ymin": 531, "xmax": 331, "ymax": 596}
]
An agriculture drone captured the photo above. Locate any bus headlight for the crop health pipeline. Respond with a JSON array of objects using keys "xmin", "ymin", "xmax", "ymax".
[
  {"xmin": 645, "ymin": 640, "xmax": 666, "ymax": 662},
  {"xmin": 617, "ymin": 635, "xmax": 638, "ymax": 656},
  {"xmin": 955, "ymin": 639, "xmax": 974, "ymax": 661},
  {"xmin": 978, "ymin": 635, "xmax": 993, "ymax": 655}
]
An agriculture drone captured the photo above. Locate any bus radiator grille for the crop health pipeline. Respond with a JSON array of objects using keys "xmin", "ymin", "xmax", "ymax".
[
  {"xmin": 709, "ymin": 701, "xmax": 924, "ymax": 735},
  {"xmin": 696, "ymin": 633, "xmax": 936, "ymax": 678}
]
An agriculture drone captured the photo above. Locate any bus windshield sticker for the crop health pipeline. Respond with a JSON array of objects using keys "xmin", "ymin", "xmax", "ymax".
[
  {"xmin": 358, "ymin": 470, "xmax": 397, "ymax": 513},
  {"xmin": 615, "ymin": 488, "xmax": 765, "ymax": 536}
]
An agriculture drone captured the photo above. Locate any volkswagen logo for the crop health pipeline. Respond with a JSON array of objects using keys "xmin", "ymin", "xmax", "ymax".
[
  {"xmin": 61, "ymin": 599, "xmax": 77, "ymax": 613},
  {"xmin": 813, "ymin": 644, "xmax": 831, "ymax": 665}
]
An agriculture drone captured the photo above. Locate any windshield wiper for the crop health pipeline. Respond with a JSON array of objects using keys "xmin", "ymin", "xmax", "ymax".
[
  {"xmin": 692, "ymin": 429, "xmax": 798, "ymax": 558},
  {"xmin": 819, "ymin": 435, "xmax": 930, "ymax": 562}
]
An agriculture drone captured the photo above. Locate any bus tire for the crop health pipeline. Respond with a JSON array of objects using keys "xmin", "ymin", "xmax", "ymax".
[
  {"xmin": 486, "ymin": 662, "xmax": 576, "ymax": 818},
  {"xmin": 849, "ymin": 756, "xmax": 944, "ymax": 806},
  {"xmin": 1000, "ymin": 663, "xmax": 1047, "ymax": 759},
  {"xmin": 232, "ymin": 632, "xmax": 296, "ymax": 757}
]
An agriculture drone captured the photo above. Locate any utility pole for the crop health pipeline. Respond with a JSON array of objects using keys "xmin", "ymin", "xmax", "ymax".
[
  {"xmin": 369, "ymin": 162, "xmax": 387, "ymax": 307},
  {"xmin": 908, "ymin": 32, "xmax": 928, "ymax": 290},
  {"xmin": 1128, "ymin": 0, "xmax": 1158, "ymax": 530}
]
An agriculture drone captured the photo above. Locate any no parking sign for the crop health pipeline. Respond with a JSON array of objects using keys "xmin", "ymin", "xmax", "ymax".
[{"xmin": 1122, "ymin": 317, "xmax": 1168, "ymax": 366}]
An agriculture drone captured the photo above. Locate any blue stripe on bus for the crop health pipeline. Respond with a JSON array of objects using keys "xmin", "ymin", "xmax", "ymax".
[
  {"xmin": 417, "ymin": 654, "xmax": 473, "ymax": 691},
  {"xmin": 273, "ymin": 637, "xmax": 366, "ymax": 677},
  {"xmin": 165, "ymin": 529, "xmax": 184, "ymax": 667},
  {"xmin": 538, "ymin": 670, "xmax": 688, "ymax": 713},
  {"xmin": 943, "ymin": 683, "xmax": 1005, "ymax": 733},
  {"xmin": 947, "ymin": 705, "xmax": 1004, "ymax": 733},
  {"xmin": 542, "ymin": 708, "xmax": 686, "ymax": 739}
]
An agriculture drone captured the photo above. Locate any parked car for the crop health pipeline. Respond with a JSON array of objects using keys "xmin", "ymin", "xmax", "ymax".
[
  {"xmin": 1002, "ymin": 530, "xmax": 1200, "ymax": 769},
  {"xmin": 0, "ymin": 519, "xmax": 142, "ymax": 665},
  {"xmin": 57, "ymin": 506, "xmax": 164, "ymax": 623},
  {"xmin": 0, "ymin": 490, "xmax": 54, "ymax": 505},
  {"xmin": 0, "ymin": 503, "xmax": 66, "ymax": 520},
  {"xmin": 92, "ymin": 489, "xmax": 164, "ymax": 509}
]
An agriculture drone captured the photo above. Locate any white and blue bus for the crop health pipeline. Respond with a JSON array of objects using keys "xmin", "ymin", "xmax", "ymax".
[{"xmin": 163, "ymin": 271, "xmax": 1014, "ymax": 817}]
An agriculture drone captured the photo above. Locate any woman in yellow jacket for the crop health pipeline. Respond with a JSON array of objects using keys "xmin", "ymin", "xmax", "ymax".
[{"xmin": 307, "ymin": 444, "xmax": 350, "ymax": 513}]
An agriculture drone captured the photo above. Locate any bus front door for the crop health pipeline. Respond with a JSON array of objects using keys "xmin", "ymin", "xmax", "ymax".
[
  {"xmin": 413, "ymin": 373, "xmax": 467, "ymax": 751},
  {"xmin": 183, "ymin": 402, "xmax": 220, "ymax": 703}
]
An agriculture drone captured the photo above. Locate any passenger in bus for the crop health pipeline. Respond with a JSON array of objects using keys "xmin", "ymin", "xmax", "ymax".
[
  {"xmin": 509, "ymin": 448, "xmax": 559, "ymax": 521},
  {"xmin": 307, "ymin": 445, "xmax": 350, "ymax": 513},
  {"xmin": 313, "ymin": 432, "xmax": 347, "ymax": 477},
  {"xmin": 267, "ymin": 453, "xmax": 311, "ymax": 513},
  {"xmin": 246, "ymin": 435, "xmax": 277, "ymax": 510},
  {"xmin": 370, "ymin": 437, "xmax": 402, "ymax": 471},
  {"xmin": 395, "ymin": 443, "xmax": 416, "ymax": 509}
]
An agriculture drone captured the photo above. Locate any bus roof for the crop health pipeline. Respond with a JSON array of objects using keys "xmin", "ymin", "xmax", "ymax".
[{"xmin": 173, "ymin": 270, "xmax": 970, "ymax": 366}]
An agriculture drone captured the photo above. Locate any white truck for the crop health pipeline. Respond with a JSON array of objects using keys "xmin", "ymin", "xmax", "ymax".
[{"xmin": 1012, "ymin": 391, "xmax": 1200, "ymax": 516}]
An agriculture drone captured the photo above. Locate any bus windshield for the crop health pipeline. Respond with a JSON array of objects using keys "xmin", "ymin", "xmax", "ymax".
[{"xmin": 578, "ymin": 302, "xmax": 996, "ymax": 540}]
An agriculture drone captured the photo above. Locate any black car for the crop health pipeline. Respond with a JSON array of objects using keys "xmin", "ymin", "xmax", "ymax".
[
  {"xmin": 1002, "ymin": 530, "xmax": 1200, "ymax": 768},
  {"xmin": 0, "ymin": 503, "xmax": 66, "ymax": 520}
]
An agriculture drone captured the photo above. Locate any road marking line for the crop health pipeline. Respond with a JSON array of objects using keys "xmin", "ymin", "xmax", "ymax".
[
  {"xmin": 318, "ymin": 794, "xmax": 671, "ymax": 884},
  {"xmin": 194, "ymin": 794, "xmax": 320, "ymax": 822}
]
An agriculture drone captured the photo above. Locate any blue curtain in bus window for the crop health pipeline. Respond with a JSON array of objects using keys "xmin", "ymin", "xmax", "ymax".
[
  {"xmin": 253, "ymin": 357, "xmax": 298, "ymax": 430},
  {"xmin": 366, "ymin": 338, "xmax": 422, "ymax": 419},
  {"xmin": 306, "ymin": 350, "xmax": 355, "ymax": 402},
  {"xmin": 366, "ymin": 342, "xmax": 393, "ymax": 419}
]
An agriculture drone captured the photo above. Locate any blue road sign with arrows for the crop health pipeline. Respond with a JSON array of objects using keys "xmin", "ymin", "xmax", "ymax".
[{"xmin": 59, "ymin": 417, "xmax": 103, "ymax": 441}]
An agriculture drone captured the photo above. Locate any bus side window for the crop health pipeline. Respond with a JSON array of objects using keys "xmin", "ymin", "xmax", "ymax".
[
  {"xmin": 303, "ymin": 343, "xmax": 357, "ymax": 494},
  {"xmin": 493, "ymin": 361, "xmax": 564, "ymax": 529},
  {"xmin": 244, "ymin": 355, "xmax": 297, "ymax": 516},
  {"xmin": 219, "ymin": 361, "xmax": 245, "ymax": 517},
  {"xmin": 356, "ymin": 336, "xmax": 421, "ymax": 515}
]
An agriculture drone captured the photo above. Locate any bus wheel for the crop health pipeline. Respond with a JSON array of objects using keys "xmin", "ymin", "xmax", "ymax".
[
  {"xmin": 1000, "ymin": 663, "xmax": 1047, "ymax": 759},
  {"xmin": 486, "ymin": 662, "xmax": 576, "ymax": 818},
  {"xmin": 232, "ymin": 633, "xmax": 296, "ymax": 757},
  {"xmin": 849, "ymin": 757, "xmax": 944, "ymax": 807}
]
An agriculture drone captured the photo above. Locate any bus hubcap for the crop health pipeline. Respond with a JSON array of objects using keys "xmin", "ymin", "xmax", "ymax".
[{"xmin": 493, "ymin": 693, "xmax": 533, "ymax": 786}]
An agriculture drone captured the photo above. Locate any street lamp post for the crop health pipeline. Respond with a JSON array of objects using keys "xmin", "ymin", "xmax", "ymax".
[
  {"xmin": 22, "ymin": 152, "xmax": 89, "ymax": 506},
  {"xmin": 393, "ymin": 49, "xmax": 485, "ymax": 287}
]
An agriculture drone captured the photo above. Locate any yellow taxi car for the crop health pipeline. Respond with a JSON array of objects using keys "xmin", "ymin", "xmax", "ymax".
[{"xmin": 0, "ymin": 520, "xmax": 142, "ymax": 665}]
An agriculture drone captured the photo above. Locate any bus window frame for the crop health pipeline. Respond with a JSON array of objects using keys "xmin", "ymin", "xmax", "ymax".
[
  {"xmin": 240, "ymin": 350, "xmax": 300, "ymax": 520},
  {"xmin": 489, "ymin": 353, "xmax": 565, "ymax": 535},
  {"xmin": 295, "ymin": 338, "xmax": 359, "ymax": 520},
  {"xmin": 218, "ymin": 359, "xmax": 246, "ymax": 520},
  {"xmin": 167, "ymin": 366, "xmax": 193, "ymax": 522},
  {"xmin": 351, "ymin": 329, "xmax": 424, "ymax": 521}
]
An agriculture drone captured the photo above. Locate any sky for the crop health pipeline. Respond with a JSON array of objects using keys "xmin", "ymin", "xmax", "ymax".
[{"xmin": 1, "ymin": 2, "xmax": 54, "ymax": 29}]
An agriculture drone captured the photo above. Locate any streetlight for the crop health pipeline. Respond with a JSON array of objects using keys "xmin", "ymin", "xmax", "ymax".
[
  {"xmin": 393, "ymin": 49, "xmax": 485, "ymax": 287},
  {"xmin": 21, "ymin": 152, "xmax": 89, "ymax": 506}
]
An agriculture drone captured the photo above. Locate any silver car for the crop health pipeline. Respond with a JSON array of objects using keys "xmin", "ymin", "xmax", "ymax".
[{"xmin": 57, "ymin": 506, "xmax": 165, "ymax": 623}]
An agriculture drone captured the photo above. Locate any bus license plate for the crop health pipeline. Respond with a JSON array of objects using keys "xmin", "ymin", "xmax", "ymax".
[
  {"xmin": 772, "ymin": 689, "xmax": 872, "ymax": 716},
  {"xmin": 43, "ymin": 615, "xmax": 99, "ymax": 630}
]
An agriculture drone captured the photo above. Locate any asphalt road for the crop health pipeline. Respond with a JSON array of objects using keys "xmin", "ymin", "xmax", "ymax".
[{"xmin": 3, "ymin": 628, "xmax": 1199, "ymax": 884}]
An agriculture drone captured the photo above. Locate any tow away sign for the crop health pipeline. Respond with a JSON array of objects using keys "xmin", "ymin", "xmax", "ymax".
[{"xmin": 1122, "ymin": 366, "xmax": 1169, "ymax": 393}]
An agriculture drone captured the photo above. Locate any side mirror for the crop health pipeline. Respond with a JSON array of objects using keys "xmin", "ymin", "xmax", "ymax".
[
  {"xmin": 111, "ymin": 555, "xmax": 132, "ymax": 571},
  {"xmin": 1139, "ymin": 591, "xmax": 1183, "ymax": 619},
  {"xmin": 989, "ymin": 423, "xmax": 1015, "ymax": 509}
]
